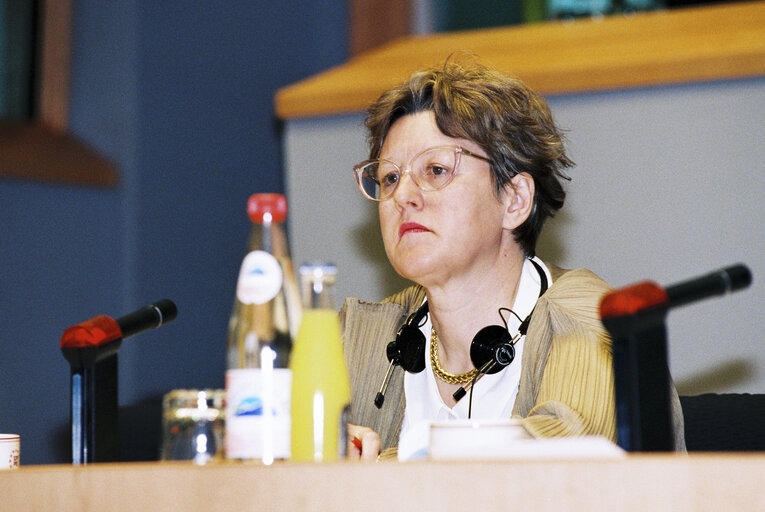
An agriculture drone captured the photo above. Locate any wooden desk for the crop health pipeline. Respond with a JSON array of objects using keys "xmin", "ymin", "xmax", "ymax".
[{"xmin": 3, "ymin": 455, "xmax": 765, "ymax": 511}]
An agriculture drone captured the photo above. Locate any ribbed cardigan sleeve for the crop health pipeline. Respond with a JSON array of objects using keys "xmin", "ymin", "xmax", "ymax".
[{"xmin": 513, "ymin": 268, "xmax": 617, "ymax": 439}]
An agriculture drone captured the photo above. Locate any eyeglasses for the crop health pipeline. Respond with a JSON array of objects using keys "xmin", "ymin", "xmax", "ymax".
[{"xmin": 352, "ymin": 145, "xmax": 491, "ymax": 202}]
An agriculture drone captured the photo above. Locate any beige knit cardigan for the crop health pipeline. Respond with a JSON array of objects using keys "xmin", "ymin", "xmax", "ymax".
[{"xmin": 339, "ymin": 265, "xmax": 685, "ymax": 454}]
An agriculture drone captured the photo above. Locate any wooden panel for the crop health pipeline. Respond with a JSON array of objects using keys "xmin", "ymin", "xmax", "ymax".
[
  {"xmin": 0, "ymin": 123, "xmax": 118, "ymax": 187},
  {"xmin": 348, "ymin": 0, "xmax": 411, "ymax": 56},
  {"xmin": 38, "ymin": 0, "xmax": 71, "ymax": 132},
  {"xmin": 0, "ymin": 0, "xmax": 118, "ymax": 187},
  {"xmin": 276, "ymin": 1, "xmax": 765, "ymax": 119}
]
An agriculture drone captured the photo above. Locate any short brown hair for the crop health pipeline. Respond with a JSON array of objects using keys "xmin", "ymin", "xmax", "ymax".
[{"xmin": 364, "ymin": 59, "xmax": 573, "ymax": 257}]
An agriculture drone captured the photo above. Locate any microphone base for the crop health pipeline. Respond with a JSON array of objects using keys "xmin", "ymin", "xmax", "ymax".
[
  {"xmin": 70, "ymin": 354, "xmax": 118, "ymax": 464},
  {"xmin": 603, "ymin": 309, "xmax": 674, "ymax": 452}
]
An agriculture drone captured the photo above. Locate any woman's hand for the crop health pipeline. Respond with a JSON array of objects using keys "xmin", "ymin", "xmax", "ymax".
[{"xmin": 347, "ymin": 423, "xmax": 380, "ymax": 462}]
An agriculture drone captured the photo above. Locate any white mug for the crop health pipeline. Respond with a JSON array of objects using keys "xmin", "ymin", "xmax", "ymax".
[{"xmin": 0, "ymin": 434, "xmax": 20, "ymax": 469}]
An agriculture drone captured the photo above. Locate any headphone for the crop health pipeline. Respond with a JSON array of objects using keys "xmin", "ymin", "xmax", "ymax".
[{"xmin": 374, "ymin": 259, "xmax": 549, "ymax": 409}]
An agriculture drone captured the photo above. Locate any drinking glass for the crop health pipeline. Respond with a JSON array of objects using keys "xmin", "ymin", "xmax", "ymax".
[{"xmin": 161, "ymin": 389, "xmax": 225, "ymax": 464}]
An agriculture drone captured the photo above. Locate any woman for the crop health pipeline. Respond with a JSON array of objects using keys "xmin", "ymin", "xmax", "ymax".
[{"xmin": 342, "ymin": 59, "xmax": 684, "ymax": 461}]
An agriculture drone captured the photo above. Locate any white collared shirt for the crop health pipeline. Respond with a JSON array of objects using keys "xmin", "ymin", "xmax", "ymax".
[{"xmin": 397, "ymin": 256, "xmax": 551, "ymax": 460}]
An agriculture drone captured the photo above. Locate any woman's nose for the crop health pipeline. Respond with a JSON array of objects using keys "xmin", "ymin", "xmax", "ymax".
[{"xmin": 392, "ymin": 170, "xmax": 423, "ymax": 207}]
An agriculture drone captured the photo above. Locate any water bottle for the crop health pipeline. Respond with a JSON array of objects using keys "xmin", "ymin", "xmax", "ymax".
[
  {"xmin": 224, "ymin": 193, "xmax": 301, "ymax": 464},
  {"xmin": 290, "ymin": 263, "xmax": 351, "ymax": 462}
]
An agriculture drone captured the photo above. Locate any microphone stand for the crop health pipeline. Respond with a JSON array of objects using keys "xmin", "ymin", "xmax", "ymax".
[
  {"xmin": 61, "ymin": 341, "xmax": 122, "ymax": 465},
  {"xmin": 600, "ymin": 264, "xmax": 752, "ymax": 452},
  {"xmin": 600, "ymin": 292, "xmax": 674, "ymax": 452},
  {"xmin": 60, "ymin": 300, "xmax": 178, "ymax": 464},
  {"xmin": 69, "ymin": 353, "xmax": 119, "ymax": 464}
]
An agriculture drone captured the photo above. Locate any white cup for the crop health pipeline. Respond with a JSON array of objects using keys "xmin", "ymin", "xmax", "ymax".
[{"xmin": 0, "ymin": 434, "xmax": 20, "ymax": 469}]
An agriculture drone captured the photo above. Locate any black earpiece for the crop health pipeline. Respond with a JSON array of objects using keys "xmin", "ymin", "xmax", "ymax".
[
  {"xmin": 469, "ymin": 324, "xmax": 515, "ymax": 374},
  {"xmin": 374, "ymin": 303, "xmax": 429, "ymax": 408},
  {"xmin": 453, "ymin": 320, "xmax": 517, "ymax": 403},
  {"xmin": 392, "ymin": 322, "xmax": 428, "ymax": 374}
]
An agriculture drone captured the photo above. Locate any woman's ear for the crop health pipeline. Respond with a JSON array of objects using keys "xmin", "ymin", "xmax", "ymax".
[{"xmin": 502, "ymin": 172, "xmax": 535, "ymax": 231}]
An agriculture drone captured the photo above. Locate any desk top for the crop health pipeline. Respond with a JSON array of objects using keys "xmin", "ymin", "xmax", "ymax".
[
  {"xmin": 4, "ymin": 454, "xmax": 765, "ymax": 511},
  {"xmin": 275, "ymin": 1, "xmax": 765, "ymax": 119}
]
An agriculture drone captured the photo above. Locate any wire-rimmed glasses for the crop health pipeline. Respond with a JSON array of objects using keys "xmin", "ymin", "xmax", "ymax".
[{"xmin": 352, "ymin": 145, "xmax": 491, "ymax": 202}]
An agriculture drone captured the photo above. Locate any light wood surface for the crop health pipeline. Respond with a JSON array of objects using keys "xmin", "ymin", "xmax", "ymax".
[
  {"xmin": 3, "ymin": 455, "xmax": 765, "ymax": 511},
  {"xmin": 275, "ymin": 1, "xmax": 765, "ymax": 119}
]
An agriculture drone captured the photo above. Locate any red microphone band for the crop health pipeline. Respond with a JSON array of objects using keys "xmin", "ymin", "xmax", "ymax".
[
  {"xmin": 599, "ymin": 281, "xmax": 669, "ymax": 319},
  {"xmin": 60, "ymin": 315, "xmax": 122, "ymax": 349}
]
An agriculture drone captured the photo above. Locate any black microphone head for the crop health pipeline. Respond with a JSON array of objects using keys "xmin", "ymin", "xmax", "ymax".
[
  {"xmin": 117, "ymin": 299, "xmax": 178, "ymax": 339},
  {"xmin": 664, "ymin": 263, "xmax": 754, "ymax": 310},
  {"xmin": 470, "ymin": 325, "xmax": 513, "ymax": 374},
  {"xmin": 723, "ymin": 264, "xmax": 752, "ymax": 292},
  {"xmin": 152, "ymin": 299, "xmax": 178, "ymax": 325}
]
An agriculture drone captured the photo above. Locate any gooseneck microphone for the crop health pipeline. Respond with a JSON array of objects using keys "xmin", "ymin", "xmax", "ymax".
[
  {"xmin": 61, "ymin": 299, "xmax": 178, "ymax": 369},
  {"xmin": 600, "ymin": 263, "xmax": 752, "ymax": 452},
  {"xmin": 600, "ymin": 264, "xmax": 753, "ymax": 322},
  {"xmin": 112, "ymin": 299, "xmax": 178, "ymax": 340},
  {"xmin": 664, "ymin": 264, "xmax": 751, "ymax": 309},
  {"xmin": 61, "ymin": 299, "xmax": 178, "ymax": 465}
]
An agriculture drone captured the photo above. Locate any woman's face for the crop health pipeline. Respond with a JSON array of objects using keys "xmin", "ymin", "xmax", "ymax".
[{"xmin": 378, "ymin": 111, "xmax": 510, "ymax": 288}]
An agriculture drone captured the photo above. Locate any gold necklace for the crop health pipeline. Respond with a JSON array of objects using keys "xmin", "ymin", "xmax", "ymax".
[{"xmin": 430, "ymin": 328, "xmax": 477, "ymax": 385}]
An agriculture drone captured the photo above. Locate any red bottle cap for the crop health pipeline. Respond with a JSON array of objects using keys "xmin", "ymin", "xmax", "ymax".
[{"xmin": 247, "ymin": 193, "xmax": 287, "ymax": 223}]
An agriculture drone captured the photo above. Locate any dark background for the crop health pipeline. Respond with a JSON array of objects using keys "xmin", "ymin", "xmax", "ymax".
[{"xmin": 0, "ymin": 1, "xmax": 347, "ymax": 464}]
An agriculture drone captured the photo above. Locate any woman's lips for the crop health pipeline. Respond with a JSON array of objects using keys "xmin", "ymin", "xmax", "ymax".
[{"xmin": 399, "ymin": 222, "xmax": 429, "ymax": 238}]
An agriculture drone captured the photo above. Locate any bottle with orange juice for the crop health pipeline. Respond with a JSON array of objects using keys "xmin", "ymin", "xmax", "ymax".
[{"xmin": 290, "ymin": 263, "xmax": 351, "ymax": 462}]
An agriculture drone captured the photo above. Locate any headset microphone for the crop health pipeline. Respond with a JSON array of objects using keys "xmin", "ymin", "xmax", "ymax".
[
  {"xmin": 373, "ymin": 258, "xmax": 549, "ymax": 409},
  {"xmin": 374, "ymin": 344, "xmax": 398, "ymax": 409},
  {"xmin": 470, "ymin": 325, "xmax": 516, "ymax": 374},
  {"xmin": 452, "ymin": 321, "xmax": 521, "ymax": 402},
  {"xmin": 453, "ymin": 261, "xmax": 547, "ymax": 404},
  {"xmin": 374, "ymin": 304, "xmax": 428, "ymax": 408}
]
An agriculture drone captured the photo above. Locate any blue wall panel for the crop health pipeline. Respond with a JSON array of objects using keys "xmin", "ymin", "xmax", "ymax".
[{"xmin": 0, "ymin": 0, "xmax": 347, "ymax": 464}]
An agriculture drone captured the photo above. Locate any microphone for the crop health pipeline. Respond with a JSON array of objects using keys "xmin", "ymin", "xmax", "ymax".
[
  {"xmin": 113, "ymin": 299, "xmax": 178, "ymax": 340},
  {"xmin": 600, "ymin": 264, "xmax": 752, "ymax": 320},
  {"xmin": 374, "ymin": 342, "xmax": 400, "ymax": 409},
  {"xmin": 373, "ymin": 304, "xmax": 429, "ymax": 409},
  {"xmin": 374, "ymin": 332, "xmax": 428, "ymax": 408},
  {"xmin": 599, "ymin": 265, "xmax": 750, "ymax": 452},
  {"xmin": 664, "ymin": 264, "xmax": 751, "ymax": 309},
  {"xmin": 453, "ymin": 327, "xmax": 517, "ymax": 402},
  {"xmin": 61, "ymin": 299, "xmax": 177, "ymax": 369}
]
